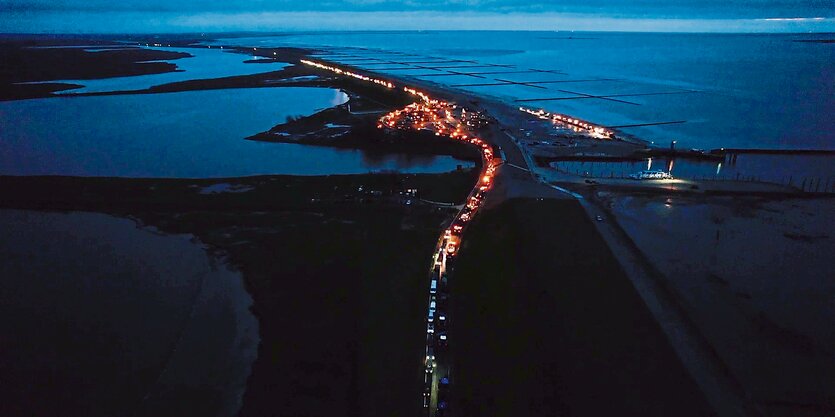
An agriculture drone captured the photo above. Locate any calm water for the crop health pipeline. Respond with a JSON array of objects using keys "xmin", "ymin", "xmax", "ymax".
[
  {"xmin": 0, "ymin": 87, "xmax": 472, "ymax": 177},
  {"xmin": 44, "ymin": 46, "xmax": 288, "ymax": 94},
  {"xmin": 217, "ymin": 32, "xmax": 834, "ymax": 151},
  {"xmin": 553, "ymin": 154, "xmax": 834, "ymax": 190},
  {"xmin": 0, "ymin": 210, "xmax": 258, "ymax": 417}
]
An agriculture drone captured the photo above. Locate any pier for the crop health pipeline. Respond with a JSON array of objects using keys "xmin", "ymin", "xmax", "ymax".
[{"xmin": 711, "ymin": 148, "xmax": 835, "ymax": 156}]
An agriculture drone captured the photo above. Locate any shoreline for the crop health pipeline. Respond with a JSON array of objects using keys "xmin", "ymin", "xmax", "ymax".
[
  {"xmin": 0, "ymin": 171, "xmax": 478, "ymax": 417},
  {"xmin": 5, "ymin": 39, "xmax": 829, "ymax": 193},
  {"xmin": 291, "ymin": 47, "xmax": 833, "ymax": 197},
  {"xmin": 294, "ymin": 55, "xmax": 723, "ymax": 416},
  {"xmin": 290, "ymin": 48, "xmax": 834, "ymax": 417},
  {"xmin": 0, "ymin": 41, "xmax": 194, "ymax": 100},
  {"xmin": 2, "ymin": 36, "xmax": 833, "ymax": 417}
]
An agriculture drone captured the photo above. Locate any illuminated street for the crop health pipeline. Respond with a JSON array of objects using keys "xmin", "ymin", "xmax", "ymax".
[
  {"xmin": 301, "ymin": 59, "xmax": 503, "ymax": 416},
  {"xmin": 298, "ymin": 54, "xmax": 833, "ymax": 417},
  {"xmin": 519, "ymin": 106, "xmax": 614, "ymax": 139},
  {"xmin": 299, "ymin": 57, "xmax": 649, "ymax": 416},
  {"xmin": 380, "ymin": 84, "xmax": 497, "ymax": 417},
  {"xmin": 3, "ymin": 2, "xmax": 834, "ymax": 415}
]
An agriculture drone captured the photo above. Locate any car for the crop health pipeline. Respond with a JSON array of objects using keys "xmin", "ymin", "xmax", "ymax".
[
  {"xmin": 445, "ymin": 238, "xmax": 458, "ymax": 256},
  {"xmin": 437, "ymin": 332, "xmax": 448, "ymax": 347},
  {"xmin": 425, "ymin": 350, "xmax": 435, "ymax": 373},
  {"xmin": 437, "ymin": 314, "xmax": 447, "ymax": 330},
  {"xmin": 595, "ymin": 215, "xmax": 604, "ymax": 222},
  {"xmin": 422, "ymin": 383, "xmax": 432, "ymax": 407},
  {"xmin": 437, "ymin": 376, "xmax": 450, "ymax": 413},
  {"xmin": 425, "ymin": 360, "xmax": 435, "ymax": 374},
  {"xmin": 427, "ymin": 322, "xmax": 435, "ymax": 334}
]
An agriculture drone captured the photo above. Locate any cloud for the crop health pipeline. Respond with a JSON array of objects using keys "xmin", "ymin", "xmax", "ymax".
[
  {"xmin": 1, "ymin": 0, "xmax": 832, "ymax": 33},
  {"xmin": 761, "ymin": 16, "xmax": 826, "ymax": 21},
  {"xmin": 2, "ymin": 10, "xmax": 833, "ymax": 33},
  {"xmin": 0, "ymin": 0, "xmax": 832, "ymax": 18}
]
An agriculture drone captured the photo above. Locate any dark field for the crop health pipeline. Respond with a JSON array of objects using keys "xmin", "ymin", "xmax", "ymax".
[
  {"xmin": 0, "ymin": 171, "xmax": 476, "ymax": 417},
  {"xmin": 449, "ymin": 198, "xmax": 714, "ymax": 417},
  {"xmin": 0, "ymin": 171, "xmax": 478, "ymax": 212}
]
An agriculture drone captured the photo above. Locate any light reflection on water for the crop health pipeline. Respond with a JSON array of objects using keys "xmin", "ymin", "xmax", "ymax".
[{"xmin": 552, "ymin": 154, "xmax": 834, "ymax": 189}]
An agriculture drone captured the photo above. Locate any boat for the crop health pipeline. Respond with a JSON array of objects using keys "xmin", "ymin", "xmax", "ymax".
[{"xmin": 629, "ymin": 170, "xmax": 673, "ymax": 180}]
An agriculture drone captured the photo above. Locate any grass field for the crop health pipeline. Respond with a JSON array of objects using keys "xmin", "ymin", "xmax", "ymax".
[
  {"xmin": 0, "ymin": 172, "xmax": 476, "ymax": 417},
  {"xmin": 0, "ymin": 171, "xmax": 477, "ymax": 211},
  {"xmin": 449, "ymin": 198, "xmax": 714, "ymax": 417}
]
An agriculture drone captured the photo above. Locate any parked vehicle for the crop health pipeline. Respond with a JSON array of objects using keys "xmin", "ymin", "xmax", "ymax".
[
  {"xmin": 437, "ymin": 376, "xmax": 450, "ymax": 414},
  {"xmin": 437, "ymin": 332, "xmax": 448, "ymax": 348}
]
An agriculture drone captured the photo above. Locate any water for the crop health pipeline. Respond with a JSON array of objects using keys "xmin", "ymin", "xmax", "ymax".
[
  {"xmin": 0, "ymin": 87, "xmax": 472, "ymax": 177},
  {"xmin": 0, "ymin": 209, "xmax": 258, "ymax": 417},
  {"xmin": 39, "ymin": 46, "xmax": 289, "ymax": 94},
  {"xmin": 215, "ymin": 31, "xmax": 834, "ymax": 151},
  {"xmin": 552, "ymin": 154, "xmax": 835, "ymax": 190}
]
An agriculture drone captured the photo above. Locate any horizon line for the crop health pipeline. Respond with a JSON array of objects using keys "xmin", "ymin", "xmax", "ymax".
[{"xmin": 3, "ymin": 11, "xmax": 834, "ymax": 34}]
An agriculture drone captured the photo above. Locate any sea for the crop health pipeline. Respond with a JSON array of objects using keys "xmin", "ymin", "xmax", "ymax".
[
  {"xmin": 217, "ymin": 31, "xmax": 834, "ymax": 152},
  {"xmin": 0, "ymin": 31, "xmax": 831, "ymax": 417},
  {"xmin": 203, "ymin": 31, "xmax": 833, "ymax": 184}
]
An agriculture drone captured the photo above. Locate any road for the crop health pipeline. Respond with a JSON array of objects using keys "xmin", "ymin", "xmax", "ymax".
[
  {"xmin": 410, "ymin": 98, "xmax": 575, "ymax": 417},
  {"xmin": 301, "ymin": 56, "xmax": 756, "ymax": 417},
  {"xmin": 356, "ymin": 63, "xmax": 576, "ymax": 417},
  {"xmin": 371, "ymin": 83, "xmax": 499, "ymax": 417}
]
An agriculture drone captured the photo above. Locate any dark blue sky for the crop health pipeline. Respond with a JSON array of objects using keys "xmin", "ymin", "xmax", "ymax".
[{"xmin": 1, "ymin": 0, "xmax": 833, "ymax": 32}]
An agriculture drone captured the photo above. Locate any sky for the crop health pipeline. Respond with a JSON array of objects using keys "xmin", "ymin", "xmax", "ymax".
[{"xmin": 1, "ymin": 0, "xmax": 833, "ymax": 33}]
